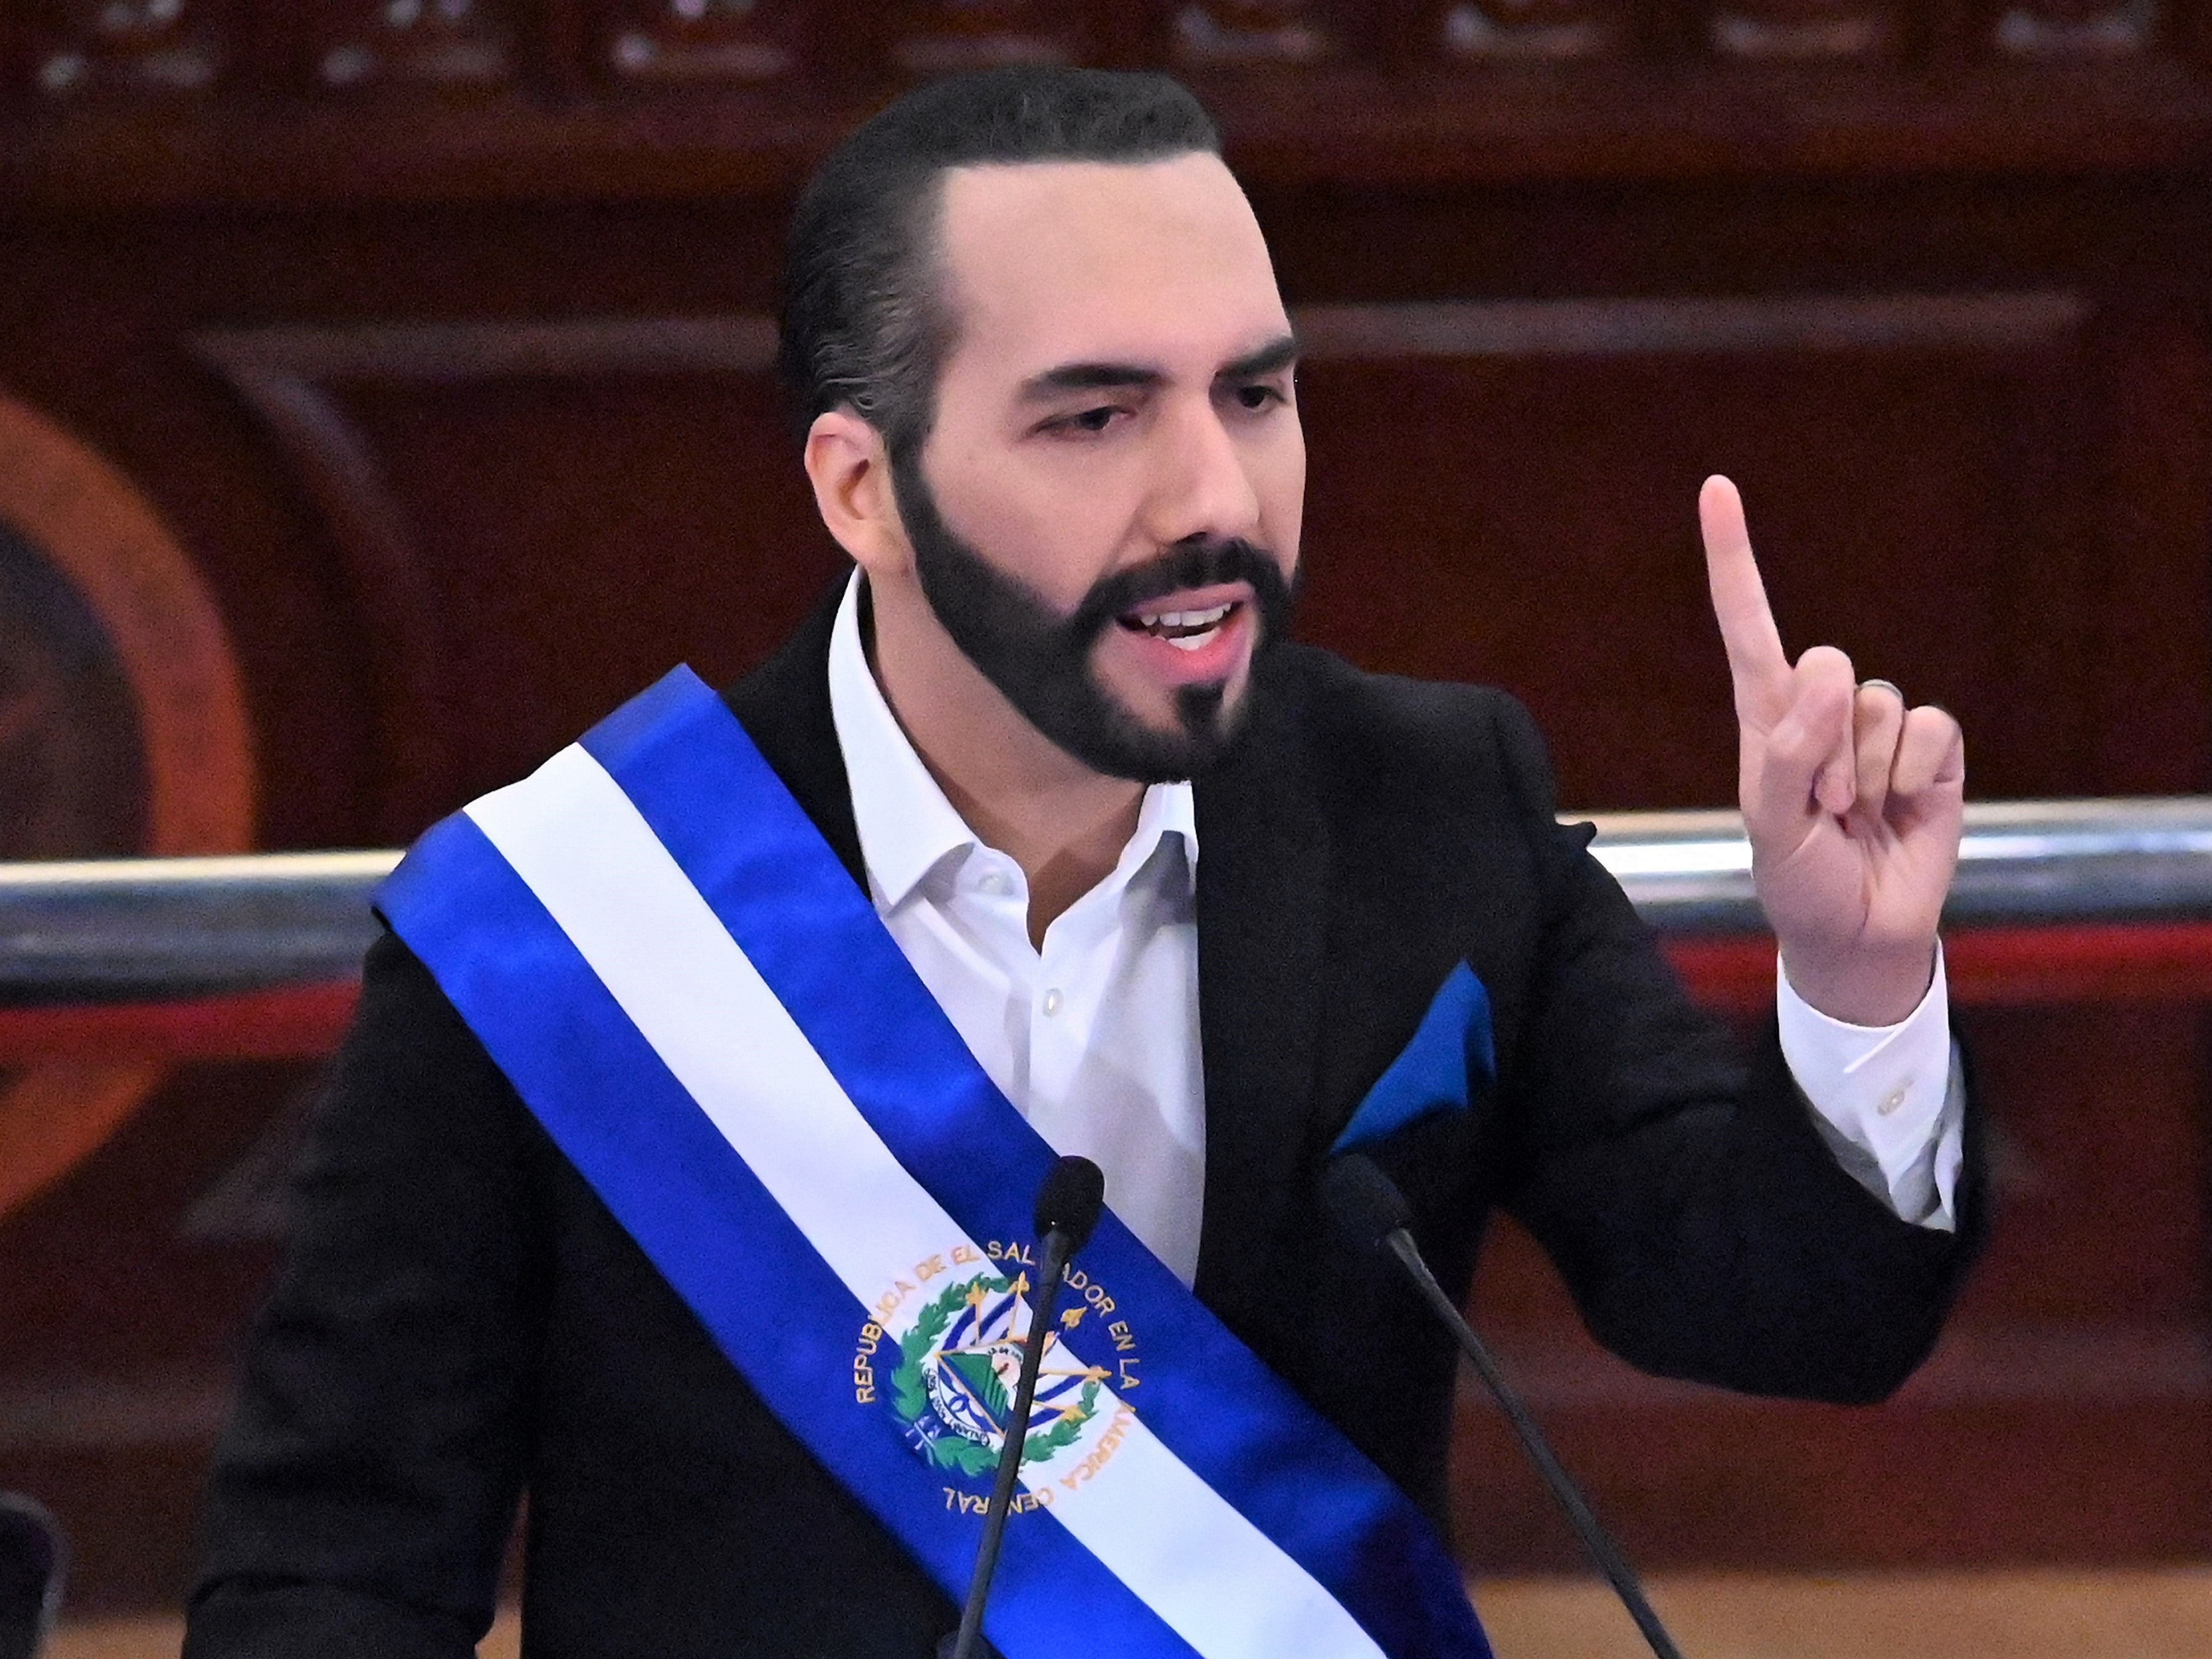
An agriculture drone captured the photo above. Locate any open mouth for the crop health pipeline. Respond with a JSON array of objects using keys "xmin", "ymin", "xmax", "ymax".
[{"xmin": 1115, "ymin": 600, "xmax": 1243, "ymax": 654}]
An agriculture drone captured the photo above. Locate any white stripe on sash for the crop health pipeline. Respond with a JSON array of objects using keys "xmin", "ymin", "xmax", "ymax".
[{"xmin": 467, "ymin": 744, "xmax": 1386, "ymax": 1659}]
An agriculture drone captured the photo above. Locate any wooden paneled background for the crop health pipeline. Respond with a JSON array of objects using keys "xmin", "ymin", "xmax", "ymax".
[{"xmin": 3, "ymin": 0, "xmax": 2211, "ymax": 1613}]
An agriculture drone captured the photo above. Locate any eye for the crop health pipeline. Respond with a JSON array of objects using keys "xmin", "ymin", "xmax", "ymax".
[
  {"xmin": 1232, "ymin": 383, "xmax": 1287, "ymax": 412},
  {"xmin": 1039, "ymin": 404, "xmax": 1128, "ymax": 437}
]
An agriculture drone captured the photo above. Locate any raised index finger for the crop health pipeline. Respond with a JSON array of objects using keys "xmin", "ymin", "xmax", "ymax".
[{"xmin": 1699, "ymin": 474, "xmax": 1791, "ymax": 716}]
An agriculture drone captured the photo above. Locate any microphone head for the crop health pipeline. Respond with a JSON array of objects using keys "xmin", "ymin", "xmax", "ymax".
[
  {"xmin": 1322, "ymin": 1154, "xmax": 1413, "ymax": 1249},
  {"xmin": 1034, "ymin": 1156, "xmax": 1107, "ymax": 1252},
  {"xmin": 0, "ymin": 1492, "xmax": 64, "ymax": 1646}
]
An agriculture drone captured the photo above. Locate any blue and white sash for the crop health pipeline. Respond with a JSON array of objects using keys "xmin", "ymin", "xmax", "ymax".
[{"xmin": 378, "ymin": 666, "xmax": 1492, "ymax": 1659}]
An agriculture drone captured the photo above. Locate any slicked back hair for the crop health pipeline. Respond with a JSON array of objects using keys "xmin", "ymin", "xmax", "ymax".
[{"xmin": 777, "ymin": 67, "xmax": 1221, "ymax": 465}]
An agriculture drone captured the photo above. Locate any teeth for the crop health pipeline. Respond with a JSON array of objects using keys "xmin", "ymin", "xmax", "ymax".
[
  {"xmin": 1165, "ymin": 627, "xmax": 1219, "ymax": 652},
  {"xmin": 1136, "ymin": 602, "xmax": 1232, "ymax": 629}
]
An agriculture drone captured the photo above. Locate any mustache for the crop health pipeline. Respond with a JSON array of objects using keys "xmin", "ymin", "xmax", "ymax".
[{"xmin": 1065, "ymin": 538, "xmax": 1296, "ymax": 643}]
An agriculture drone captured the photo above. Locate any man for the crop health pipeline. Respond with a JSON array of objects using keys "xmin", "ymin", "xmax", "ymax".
[{"xmin": 186, "ymin": 67, "xmax": 1978, "ymax": 1659}]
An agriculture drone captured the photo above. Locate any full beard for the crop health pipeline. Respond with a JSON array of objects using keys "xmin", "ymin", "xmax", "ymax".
[{"xmin": 891, "ymin": 447, "xmax": 1298, "ymax": 784}]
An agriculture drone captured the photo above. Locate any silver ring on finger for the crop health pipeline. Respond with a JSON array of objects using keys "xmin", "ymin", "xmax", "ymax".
[{"xmin": 1858, "ymin": 677, "xmax": 1903, "ymax": 703}]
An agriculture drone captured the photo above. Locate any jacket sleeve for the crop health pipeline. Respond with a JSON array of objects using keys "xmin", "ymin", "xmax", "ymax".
[
  {"xmin": 1485, "ymin": 692, "xmax": 1987, "ymax": 1403},
  {"xmin": 184, "ymin": 930, "xmax": 547, "ymax": 1658}
]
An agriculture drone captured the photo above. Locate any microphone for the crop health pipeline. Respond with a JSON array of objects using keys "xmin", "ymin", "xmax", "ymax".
[
  {"xmin": 1322, "ymin": 1155, "xmax": 1688, "ymax": 1659},
  {"xmin": 940, "ymin": 1157, "xmax": 1107, "ymax": 1659},
  {"xmin": 1032, "ymin": 1156, "xmax": 1108, "ymax": 1250},
  {"xmin": 0, "ymin": 1492, "xmax": 64, "ymax": 1659}
]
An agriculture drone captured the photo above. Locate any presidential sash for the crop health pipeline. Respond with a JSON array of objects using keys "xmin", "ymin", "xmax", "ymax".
[{"xmin": 378, "ymin": 666, "xmax": 1493, "ymax": 1659}]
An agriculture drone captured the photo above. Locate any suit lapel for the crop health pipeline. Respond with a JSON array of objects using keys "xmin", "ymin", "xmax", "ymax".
[
  {"xmin": 730, "ymin": 582, "xmax": 1335, "ymax": 1330},
  {"xmin": 1190, "ymin": 681, "xmax": 1332, "ymax": 1326}
]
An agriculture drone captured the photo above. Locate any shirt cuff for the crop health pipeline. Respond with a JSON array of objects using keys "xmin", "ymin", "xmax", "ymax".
[{"xmin": 1776, "ymin": 947, "xmax": 1962, "ymax": 1232}]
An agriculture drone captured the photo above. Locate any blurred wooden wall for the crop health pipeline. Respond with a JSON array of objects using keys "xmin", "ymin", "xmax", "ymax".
[{"xmin": 2, "ymin": 0, "xmax": 2210, "ymax": 1612}]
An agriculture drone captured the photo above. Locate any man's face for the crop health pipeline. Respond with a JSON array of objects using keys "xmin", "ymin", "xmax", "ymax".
[{"xmin": 899, "ymin": 152, "xmax": 1305, "ymax": 781}]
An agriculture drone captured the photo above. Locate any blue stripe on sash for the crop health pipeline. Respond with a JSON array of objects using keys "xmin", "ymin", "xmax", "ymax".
[
  {"xmin": 579, "ymin": 667, "xmax": 1489, "ymax": 1659},
  {"xmin": 379, "ymin": 812, "xmax": 1199, "ymax": 1659}
]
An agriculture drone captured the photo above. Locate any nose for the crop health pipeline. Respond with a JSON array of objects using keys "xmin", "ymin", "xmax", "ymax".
[{"xmin": 1140, "ymin": 394, "xmax": 1262, "ymax": 550}]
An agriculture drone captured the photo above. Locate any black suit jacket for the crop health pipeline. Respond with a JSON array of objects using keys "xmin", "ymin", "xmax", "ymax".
[{"xmin": 185, "ymin": 588, "xmax": 1985, "ymax": 1659}]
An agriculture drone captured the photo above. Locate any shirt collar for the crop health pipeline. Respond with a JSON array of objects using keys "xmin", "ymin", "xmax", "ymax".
[{"xmin": 825, "ymin": 571, "xmax": 1197, "ymax": 911}]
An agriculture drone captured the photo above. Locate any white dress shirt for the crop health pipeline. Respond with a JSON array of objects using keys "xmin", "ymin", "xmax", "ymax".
[{"xmin": 826, "ymin": 576, "xmax": 1962, "ymax": 1286}]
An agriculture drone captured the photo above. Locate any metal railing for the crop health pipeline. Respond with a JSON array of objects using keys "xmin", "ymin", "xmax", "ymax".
[{"xmin": 4, "ymin": 798, "xmax": 2212, "ymax": 1002}]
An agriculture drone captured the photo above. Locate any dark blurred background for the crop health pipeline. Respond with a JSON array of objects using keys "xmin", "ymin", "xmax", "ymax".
[{"xmin": 1, "ymin": 0, "xmax": 2209, "ymax": 1627}]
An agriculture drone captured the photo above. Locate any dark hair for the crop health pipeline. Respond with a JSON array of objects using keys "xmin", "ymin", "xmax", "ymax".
[{"xmin": 777, "ymin": 67, "xmax": 1221, "ymax": 462}]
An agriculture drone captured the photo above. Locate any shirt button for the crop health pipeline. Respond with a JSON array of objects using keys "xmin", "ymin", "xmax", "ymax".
[
  {"xmin": 1879, "ymin": 1082, "xmax": 1911, "ymax": 1117},
  {"xmin": 1042, "ymin": 989, "xmax": 1063, "ymax": 1017},
  {"xmin": 979, "ymin": 872, "xmax": 1011, "ymax": 896}
]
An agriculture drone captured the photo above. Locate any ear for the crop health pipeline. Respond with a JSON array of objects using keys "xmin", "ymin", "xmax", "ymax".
[{"xmin": 804, "ymin": 409, "xmax": 913, "ymax": 577}]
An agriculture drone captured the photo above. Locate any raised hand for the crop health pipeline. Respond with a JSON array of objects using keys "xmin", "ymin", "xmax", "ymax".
[{"xmin": 1699, "ymin": 475, "xmax": 1965, "ymax": 1026}]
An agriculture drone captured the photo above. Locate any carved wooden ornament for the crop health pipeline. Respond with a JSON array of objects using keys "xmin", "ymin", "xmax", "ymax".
[{"xmin": 0, "ymin": 394, "xmax": 256, "ymax": 1221}]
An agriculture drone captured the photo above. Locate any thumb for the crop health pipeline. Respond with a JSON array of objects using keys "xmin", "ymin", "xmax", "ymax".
[{"xmin": 1752, "ymin": 648, "xmax": 1856, "ymax": 834}]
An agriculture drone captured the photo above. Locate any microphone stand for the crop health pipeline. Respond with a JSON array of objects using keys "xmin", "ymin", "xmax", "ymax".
[
  {"xmin": 942, "ymin": 1156, "xmax": 1105, "ymax": 1659},
  {"xmin": 1328, "ymin": 1155, "xmax": 1687, "ymax": 1659},
  {"xmin": 939, "ymin": 1228, "xmax": 1076, "ymax": 1659}
]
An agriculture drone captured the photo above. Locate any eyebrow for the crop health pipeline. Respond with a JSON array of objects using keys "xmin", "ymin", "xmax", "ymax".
[
  {"xmin": 1016, "ymin": 330, "xmax": 1301, "ymax": 403},
  {"xmin": 1019, "ymin": 361, "xmax": 1164, "ymax": 399},
  {"xmin": 1218, "ymin": 333, "xmax": 1300, "ymax": 381}
]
